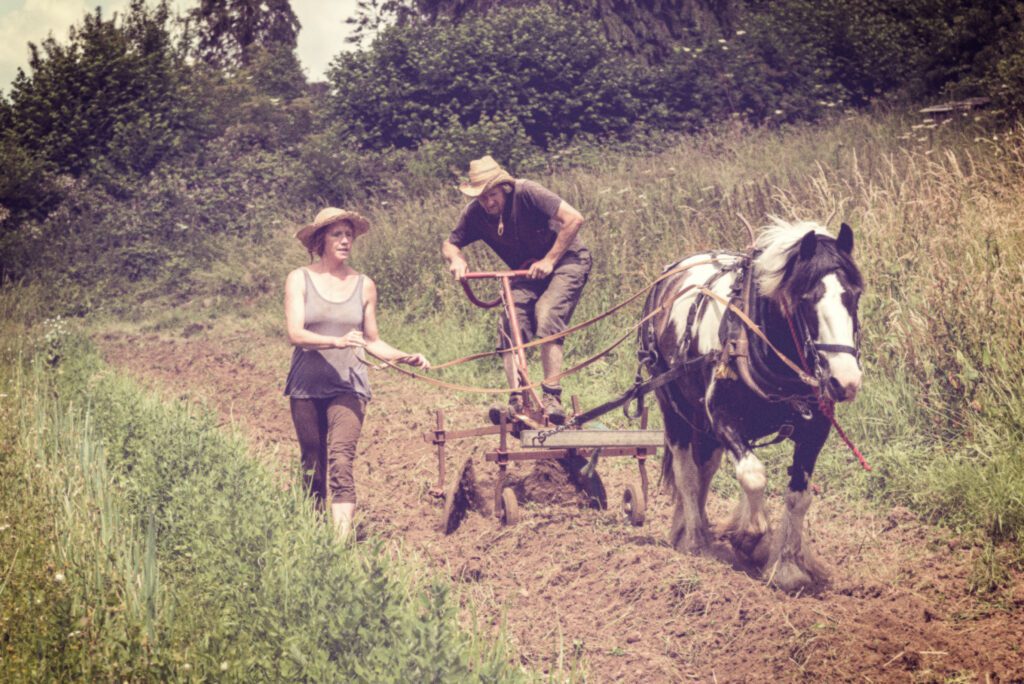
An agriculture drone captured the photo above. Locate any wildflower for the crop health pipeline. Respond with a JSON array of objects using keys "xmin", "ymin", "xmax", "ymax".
[
  {"xmin": 736, "ymin": 30, "xmax": 747, "ymax": 36},
  {"xmin": 53, "ymin": 572, "xmax": 65, "ymax": 584},
  {"xmin": 718, "ymin": 38, "xmax": 726, "ymax": 44},
  {"xmin": 221, "ymin": 662, "xmax": 229, "ymax": 672},
  {"xmin": 774, "ymin": 109, "xmax": 784, "ymax": 115},
  {"xmin": 721, "ymin": 45, "xmax": 729, "ymax": 50},
  {"xmin": 682, "ymin": 47, "xmax": 691, "ymax": 53}
]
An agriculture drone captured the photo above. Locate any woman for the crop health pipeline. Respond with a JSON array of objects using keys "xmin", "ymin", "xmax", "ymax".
[{"xmin": 285, "ymin": 207, "xmax": 429, "ymax": 538}]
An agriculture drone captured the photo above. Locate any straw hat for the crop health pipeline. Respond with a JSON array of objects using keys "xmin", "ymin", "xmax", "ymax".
[
  {"xmin": 458, "ymin": 155, "xmax": 515, "ymax": 197},
  {"xmin": 294, "ymin": 207, "xmax": 371, "ymax": 250}
]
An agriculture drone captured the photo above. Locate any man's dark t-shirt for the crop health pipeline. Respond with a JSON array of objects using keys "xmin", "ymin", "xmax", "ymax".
[{"xmin": 448, "ymin": 179, "xmax": 585, "ymax": 269}]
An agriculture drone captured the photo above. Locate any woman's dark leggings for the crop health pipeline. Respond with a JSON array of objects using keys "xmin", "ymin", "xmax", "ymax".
[{"xmin": 289, "ymin": 394, "xmax": 365, "ymax": 506}]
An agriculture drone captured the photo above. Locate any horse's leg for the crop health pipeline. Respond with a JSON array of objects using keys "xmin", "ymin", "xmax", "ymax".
[
  {"xmin": 763, "ymin": 420, "xmax": 830, "ymax": 592},
  {"xmin": 695, "ymin": 440, "xmax": 723, "ymax": 532},
  {"xmin": 662, "ymin": 411, "xmax": 709, "ymax": 553},
  {"xmin": 715, "ymin": 425, "xmax": 769, "ymax": 558}
]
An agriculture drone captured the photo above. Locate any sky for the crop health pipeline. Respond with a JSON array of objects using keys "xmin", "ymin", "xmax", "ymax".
[{"xmin": 0, "ymin": 0, "xmax": 360, "ymax": 91}]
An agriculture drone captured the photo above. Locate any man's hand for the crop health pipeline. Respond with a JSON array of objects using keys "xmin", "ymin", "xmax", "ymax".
[
  {"xmin": 527, "ymin": 258, "xmax": 555, "ymax": 279},
  {"xmin": 448, "ymin": 257, "xmax": 469, "ymax": 281}
]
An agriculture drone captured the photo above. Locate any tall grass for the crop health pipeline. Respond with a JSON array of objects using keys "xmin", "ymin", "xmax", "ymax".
[
  {"xmin": 343, "ymin": 110, "xmax": 1024, "ymax": 549},
  {"xmin": 0, "ymin": 288, "xmax": 522, "ymax": 681}
]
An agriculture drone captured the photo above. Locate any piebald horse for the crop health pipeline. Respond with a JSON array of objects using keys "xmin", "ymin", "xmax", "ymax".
[{"xmin": 640, "ymin": 219, "xmax": 863, "ymax": 591}]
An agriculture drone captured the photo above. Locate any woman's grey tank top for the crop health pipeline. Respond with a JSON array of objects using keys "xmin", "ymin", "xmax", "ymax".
[{"xmin": 284, "ymin": 269, "xmax": 371, "ymax": 400}]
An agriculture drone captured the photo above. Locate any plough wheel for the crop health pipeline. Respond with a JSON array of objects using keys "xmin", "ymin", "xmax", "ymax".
[
  {"xmin": 499, "ymin": 488, "xmax": 520, "ymax": 526},
  {"xmin": 622, "ymin": 484, "xmax": 645, "ymax": 526}
]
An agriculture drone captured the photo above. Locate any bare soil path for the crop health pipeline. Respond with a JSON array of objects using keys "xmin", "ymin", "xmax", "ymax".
[{"xmin": 97, "ymin": 330, "xmax": 1024, "ymax": 682}]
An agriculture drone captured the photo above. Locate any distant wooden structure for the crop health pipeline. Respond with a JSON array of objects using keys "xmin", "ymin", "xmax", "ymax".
[{"xmin": 919, "ymin": 97, "xmax": 991, "ymax": 117}]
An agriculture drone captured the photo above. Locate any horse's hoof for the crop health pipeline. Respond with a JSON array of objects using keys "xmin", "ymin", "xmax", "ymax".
[
  {"xmin": 750, "ymin": 533, "xmax": 772, "ymax": 565},
  {"xmin": 765, "ymin": 559, "xmax": 820, "ymax": 593},
  {"xmin": 727, "ymin": 529, "xmax": 767, "ymax": 559},
  {"xmin": 673, "ymin": 529, "xmax": 710, "ymax": 555}
]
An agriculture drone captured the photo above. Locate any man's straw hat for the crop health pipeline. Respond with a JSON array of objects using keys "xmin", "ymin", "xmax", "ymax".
[
  {"xmin": 294, "ymin": 207, "xmax": 371, "ymax": 250},
  {"xmin": 458, "ymin": 155, "xmax": 515, "ymax": 197}
]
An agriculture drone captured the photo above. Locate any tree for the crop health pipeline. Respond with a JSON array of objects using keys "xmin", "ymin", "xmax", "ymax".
[
  {"xmin": 7, "ymin": 0, "xmax": 192, "ymax": 177},
  {"xmin": 189, "ymin": 0, "xmax": 301, "ymax": 67},
  {"xmin": 329, "ymin": 4, "xmax": 647, "ymax": 150},
  {"xmin": 406, "ymin": 0, "xmax": 738, "ymax": 61}
]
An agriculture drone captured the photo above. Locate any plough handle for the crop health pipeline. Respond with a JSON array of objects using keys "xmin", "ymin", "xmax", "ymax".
[{"xmin": 459, "ymin": 270, "xmax": 531, "ymax": 309}]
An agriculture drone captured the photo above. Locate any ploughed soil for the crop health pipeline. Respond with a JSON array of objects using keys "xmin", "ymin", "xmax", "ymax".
[{"xmin": 96, "ymin": 328, "xmax": 1024, "ymax": 682}]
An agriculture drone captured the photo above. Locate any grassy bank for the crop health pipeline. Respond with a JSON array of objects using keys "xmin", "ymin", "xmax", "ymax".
[{"xmin": 0, "ymin": 290, "xmax": 522, "ymax": 681}]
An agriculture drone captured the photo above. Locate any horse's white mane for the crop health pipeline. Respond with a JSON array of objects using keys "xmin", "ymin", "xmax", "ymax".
[{"xmin": 753, "ymin": 217, "xmax": 833, "ymax": 297}]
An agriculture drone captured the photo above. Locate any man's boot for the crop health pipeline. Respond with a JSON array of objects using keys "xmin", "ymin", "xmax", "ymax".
[
  {"xmin": 489, "ymin": 392, "xmax": 526, "ymax": 424},
  {"xmin": 541, "ymin": 385, "xmax": 566, "ymax": 425}
]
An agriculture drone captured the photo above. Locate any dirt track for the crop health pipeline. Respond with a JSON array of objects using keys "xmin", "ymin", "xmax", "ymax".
[{"xmin": 97, "ymin": 330, "xmax": 1024, "ymax": 682}]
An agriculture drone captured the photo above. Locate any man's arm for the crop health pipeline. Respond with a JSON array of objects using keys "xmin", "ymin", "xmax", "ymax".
[
  {"xmin": 442, "ymin": 240, "xmax": 469, "ymax": 280},
  {"xmin": 527, "ymin": 201, "xmax": 584, "ymax": 279}
]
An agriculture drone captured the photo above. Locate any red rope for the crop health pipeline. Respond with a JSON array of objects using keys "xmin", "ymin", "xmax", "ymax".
[{"xmin": 781, "ymin": 301, "xmax": 871, "ymax": 472}]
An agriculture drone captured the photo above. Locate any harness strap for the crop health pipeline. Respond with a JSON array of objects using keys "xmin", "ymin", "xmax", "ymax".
[
  {"xmin": 571, "ymin": 358, "xmax": 696, "ymax": 427},
  {"xmin": 749, "ymin": 424, "xmax": 794, "ymax": 449},
  {"xmin": 815, "ymin": 343, "xmax": 859, "ymax": 356},
  {"xmin": 699, "ymin": 286, "xmax": 819, "ymax": 387}
]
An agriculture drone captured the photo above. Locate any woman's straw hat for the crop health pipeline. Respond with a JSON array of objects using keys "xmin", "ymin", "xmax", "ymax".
[
  {"xmin": 458, "ymin": 155, "xmax": 515, "ymax": 197},
  {"xmin": 294, "ymin": 207, "xmax": 371, "ymax": 250}
]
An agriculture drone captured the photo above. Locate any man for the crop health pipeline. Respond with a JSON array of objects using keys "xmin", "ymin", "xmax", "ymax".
[{"xmin": 442, "ymin": 155, "xmax": 591, "ymax": 424}]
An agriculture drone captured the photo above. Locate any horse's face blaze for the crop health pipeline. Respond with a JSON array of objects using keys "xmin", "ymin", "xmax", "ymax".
[{"xmin": 813, "ymin": 272, "xmax": 862, "ymax": 401}]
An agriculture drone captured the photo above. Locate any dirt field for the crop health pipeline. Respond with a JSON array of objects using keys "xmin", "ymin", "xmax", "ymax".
[{"xmin": 97, "ymin": 329, "xmax": 1024, "ymax": 682}]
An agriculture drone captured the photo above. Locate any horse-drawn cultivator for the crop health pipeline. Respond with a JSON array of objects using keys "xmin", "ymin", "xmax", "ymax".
[
  {"xmin": 389, "ymin": 219, "xmax": 870, "ymax": 592},
  {"xmin": 420, "ymin": 269, "xmax": 663, "ymax": 530}
]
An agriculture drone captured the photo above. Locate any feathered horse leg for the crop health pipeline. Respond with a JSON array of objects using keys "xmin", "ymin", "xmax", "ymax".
[
  {"xmin": 763, "ymin": 425, "xmax": 830, "ymax": 592},
  {"xmin": 715, "ymin": 424, "xmax": 770, "ymax": 559}
]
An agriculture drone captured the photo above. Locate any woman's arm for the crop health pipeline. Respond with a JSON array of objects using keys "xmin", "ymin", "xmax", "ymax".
[
  {"xmin": 361, "ymin": 277, "xmax": 430, "ymax": 368},
  {"xmin": 284, "ymin": 268, "xmax": 365, "ymax": 350}
]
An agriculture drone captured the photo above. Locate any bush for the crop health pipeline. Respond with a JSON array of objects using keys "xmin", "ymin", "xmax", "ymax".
[{"xmin": 327, "ymin": 3, "xmax": 647, "ymax": 151}]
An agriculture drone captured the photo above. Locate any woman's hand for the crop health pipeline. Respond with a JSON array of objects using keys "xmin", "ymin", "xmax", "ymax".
[
  {"xmin": 335, "ymin": 331, "xmax": 366, "ymax": 348},
  {"xmin": 397, "ymin": 353, "xmax": 430, "ymax": 370}
]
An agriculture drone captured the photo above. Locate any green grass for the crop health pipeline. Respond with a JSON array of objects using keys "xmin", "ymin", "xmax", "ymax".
[{"xmin": 0, "ymin": 289, "xmax": 524, "ymax": 682}]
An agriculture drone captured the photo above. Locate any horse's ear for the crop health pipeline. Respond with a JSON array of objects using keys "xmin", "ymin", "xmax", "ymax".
[
  {"xmin": 837, "ymin": 223, "xmax": 854, "ymax": 255},
  {"xmin": 799, "ymin": 230, "xmax": 818, "ymax": 260}
]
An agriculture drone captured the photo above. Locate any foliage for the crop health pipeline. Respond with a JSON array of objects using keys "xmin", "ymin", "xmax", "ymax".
[
  {"xmin": 328, "ymin": 3, "xmax": 646, "ymax": 151},
  {"xmin": 367, "ymin": 0, "xmax": 737, "ymax": 60},
  {"xmin": 188, "ymin": 0, "xmax": 301, "ymax": 68},
  {"xmin": 5, "ymin": 1, "xmax": 192, "ymax": 178}
]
